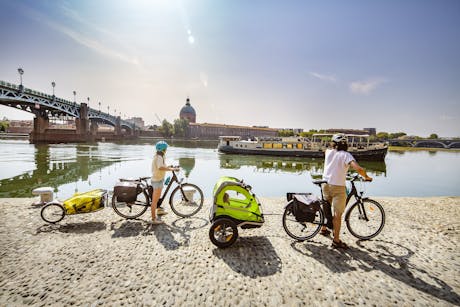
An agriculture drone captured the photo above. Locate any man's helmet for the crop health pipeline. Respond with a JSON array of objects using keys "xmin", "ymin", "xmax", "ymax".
[
  {"xmin": 332, "ymin": 133, "xmax": 348, "ymax": 144},
  {"xmin": 155, "ymin": 141, "xmax": 168, "ymax": 152}
]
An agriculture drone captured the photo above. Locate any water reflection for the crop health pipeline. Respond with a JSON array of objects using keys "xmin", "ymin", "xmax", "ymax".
[
  {"xmin": 219, "ymin": 154, "xmax": 387, "ymax": 176},
  {"xmin": 179, "ymin": 157, "xmax": 195, "ymax": 178},
  {"xmin": 0, "ymin": 144, "xmax": 120, "ymax": 197}
]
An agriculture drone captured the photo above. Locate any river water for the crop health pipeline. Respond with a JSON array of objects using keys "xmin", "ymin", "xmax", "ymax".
[{"xmin": 0, "ymin": 139, "xmax": 459, "ymax": 199}]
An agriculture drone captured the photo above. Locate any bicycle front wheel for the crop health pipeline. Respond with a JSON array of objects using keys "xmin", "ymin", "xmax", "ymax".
[
  {"xmin": 112, "ymin": 192, "xmax": 149, "ymax": 219},
  {"xmin": 346, "ymin": 198, "xmax": 385, "ymax": 240},
  {"xmin": 169, "ymin": 183, "xmax": 204, "ymax": 217},
  {"xmin": 282, "ymin": 202, "xmax": 323, "ymax": 241}
]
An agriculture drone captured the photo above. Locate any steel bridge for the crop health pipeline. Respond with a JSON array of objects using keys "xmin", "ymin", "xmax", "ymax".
[
  {"xmin": 0, "ymin": 80, "xmax": 137, "ymax": 142},
  {"xmin": 389, "ymin": 138, "xmax": 460, "ymax": 149}
]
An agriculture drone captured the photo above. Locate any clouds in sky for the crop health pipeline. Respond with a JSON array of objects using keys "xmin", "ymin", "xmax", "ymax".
[
  {"xmin": 310, "ymin": 72, "xmax": 386, "ymax": 96},
  {"xmin": 349, "ymin": 78, "xmax": 387, "ymax": 95},
  {"xmin": 309, "ymin": 72, "xmax": 336, "ymax": 82},
  {"xmin": 23, "ymin": 2, "xmax": 140, "ymax": 66}
]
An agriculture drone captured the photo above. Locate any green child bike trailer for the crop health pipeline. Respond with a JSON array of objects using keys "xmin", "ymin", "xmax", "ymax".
[
  {"xmin": 209, "ymin": 176, "xmax": 264, "ymax": 248},
  {"xmin": 40, "ymin": 189, "xmax": 108, "ymax": 223}
]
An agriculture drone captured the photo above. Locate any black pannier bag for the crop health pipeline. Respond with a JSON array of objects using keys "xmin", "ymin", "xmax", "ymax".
[
  {"xmin": 291, "ymin": 194, "xmax": 321, "ymax": 223},
  {"xmin": 113, "ymin": 181, "xmax": 139, "ymax": 203}
]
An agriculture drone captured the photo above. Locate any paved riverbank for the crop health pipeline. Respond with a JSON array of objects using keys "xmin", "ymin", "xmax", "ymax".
[{"xmin": 0, "ymin": 197, "xmax": 459, "ymax": 306}]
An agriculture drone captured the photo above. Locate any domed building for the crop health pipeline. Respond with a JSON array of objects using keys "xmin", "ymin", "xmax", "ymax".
[{"xmin": 179, "ymin": 97, "xmax": 196, "ymax": 123}]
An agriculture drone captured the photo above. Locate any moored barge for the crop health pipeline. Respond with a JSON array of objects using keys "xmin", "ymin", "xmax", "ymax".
[{"xmin": 218, "ymin": 134, "xmax": 388, "ymax": 161}]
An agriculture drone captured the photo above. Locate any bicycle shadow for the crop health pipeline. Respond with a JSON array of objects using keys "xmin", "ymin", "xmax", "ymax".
[
  {"xmin": 36, "ymin": 221, "xmax": 106, "ymax": 235},
  {"xmin": 110, "ymin": 219, "xmax": 148, "ymax": 238},
  {"xmin": 290, "ymin": 240, "xmax": 356, "ymax": 273},
  {"xmin": 212, "ymin": 236, "xmax": 282, "ymax": 278},
  {"xmin": 292, "ymin": 239, "xmax": 460, "ymax": 305},
  {"xmin": 154, "ymin": 217, "xmax": 209, "ymax": 250}
]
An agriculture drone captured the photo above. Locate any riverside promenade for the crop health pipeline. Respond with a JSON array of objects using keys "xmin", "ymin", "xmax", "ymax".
[{"xmin": 0, "ymin": 197, "xmax": 459, "ymax": 306}]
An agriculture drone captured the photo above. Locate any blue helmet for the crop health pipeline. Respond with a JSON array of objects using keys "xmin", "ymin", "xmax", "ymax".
[{"xmin": 155, "ymin": 141, "xmax": 168, "ymax": 152}]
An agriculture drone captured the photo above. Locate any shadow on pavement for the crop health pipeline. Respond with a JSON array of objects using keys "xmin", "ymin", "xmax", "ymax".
[
  {"xmin": 291, "ymin": 239, "xmax": 460, "ymax": 305},
  {"xmin": 36, "ymin": 221, "xmax": 106, "ymax": 234},
  {"xmin": 110, "ymin": 219, "xmax": 148, "ymax": 238},
  {"xmin": 213, "ymin": 236, "xmax": 282, "ymax": 278}
]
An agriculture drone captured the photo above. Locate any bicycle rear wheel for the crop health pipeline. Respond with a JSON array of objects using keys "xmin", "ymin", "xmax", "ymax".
[
  {"xmin": 112, "ymin": 192, "xmax": 149, "ymax": 219},
  {"xmin": 169, "ymin": 183, "xmax": 204, "ymax": 217},
  {"xmin": 41, "ymin": 202, "xmax": 65, "ymax": 223},
  {"xmin": 282, "ymin": 202, "xmax": 323, "ymax": 241},
  {"xmin": 345, "ymin": 198, "xmax": 385, "ymax": 240}
]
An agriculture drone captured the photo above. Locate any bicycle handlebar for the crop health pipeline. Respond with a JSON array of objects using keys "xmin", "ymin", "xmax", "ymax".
[{"xmin": 347, "ymin": 173, "xmax": 372, "ymax": 182}]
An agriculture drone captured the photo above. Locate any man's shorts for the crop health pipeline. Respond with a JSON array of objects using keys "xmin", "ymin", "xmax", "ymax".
[{"xmin": 322, "ymin": 184, "xmax": 347, "ymax": 216}]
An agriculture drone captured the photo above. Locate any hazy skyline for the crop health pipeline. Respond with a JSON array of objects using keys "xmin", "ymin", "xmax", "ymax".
[{"xmin": 1, "ymin": 0, "xmax": 459, "ymax": 137}]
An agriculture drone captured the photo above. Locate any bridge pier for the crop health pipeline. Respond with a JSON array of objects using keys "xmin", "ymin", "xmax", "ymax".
[
  {"xmin": 29, "ymin": 113, "xmax": 49, "ymax": 143},
  {"xmin": 115, "ymin": 116, "xmax": 121, "ymax": 136}
]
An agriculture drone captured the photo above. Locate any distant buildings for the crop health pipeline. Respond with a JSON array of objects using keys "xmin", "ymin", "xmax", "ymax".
[
  {"xmin": 179, "ymin": 98, "xmax": 278, "ymax": 139},
  {"xmin": 179, "ymin": 98, "xmax": 196, "ymax": 123},
  {"xmin": 5, "ymin": 120, "xmax": 33, "ymax": 133},
  {"xmin": 325, "ymin": 128, "xmax": 376, "ymax": 135},
  {"xmin": 126, "ymin": 117, "xmax": 145, "ymax": 129}
]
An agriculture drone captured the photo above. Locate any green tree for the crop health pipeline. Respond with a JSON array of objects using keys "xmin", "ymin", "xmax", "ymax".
[
  {"xmin": 278, "ymin": 130, "xmax": 294, "ymax": 137},
  {"xmin": 376, "ymin": 132, "xmax": 389, "ymax": 140},
  {"xmin": 428, "ymin": 133, "xmax": 438, "ymax": 139},
  {"xmin": 173, "ymin": 118, "xmax": 189, "ymax": 137},
  {"xmin": 159, "ymin": 119, "xmax": 174, "ymax": 137},
  {"xmin": 0, "ymin": 121, "xmax": 9, "ymax": 132},
  {"xmin": 389, "ymin": 132, "xmax": 407, "ymax": 139}
]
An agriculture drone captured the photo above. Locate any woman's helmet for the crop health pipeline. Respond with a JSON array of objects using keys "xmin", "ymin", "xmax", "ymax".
[
  {"xmin": 332, "ymin": 133, "xmax": 348, "ymax": 144},
  {"xmin": 155, "ymin": 141, "xmax": 168, "ymax": 152}
]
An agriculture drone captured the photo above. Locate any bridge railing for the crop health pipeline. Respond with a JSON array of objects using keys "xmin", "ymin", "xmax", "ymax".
[{"xmin": 1, "ymin": 80, "xmax": 136, "ymax": 130}]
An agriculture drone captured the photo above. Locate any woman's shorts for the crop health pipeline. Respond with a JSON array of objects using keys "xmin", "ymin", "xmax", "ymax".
[{"xmin": 151, "ymin": 180, "xmax": 164, "ymax": 189}]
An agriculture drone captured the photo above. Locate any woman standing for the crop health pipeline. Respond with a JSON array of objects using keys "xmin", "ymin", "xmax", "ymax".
[{"xmin": 150, "ymin": 141, "xmax": 179, "ymax": 224}]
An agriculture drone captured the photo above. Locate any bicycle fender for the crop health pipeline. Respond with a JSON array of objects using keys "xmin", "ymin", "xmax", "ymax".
[
  {"xmin": 284, "ymin": 200, "xmax": 294, "ymax": 208},
  {"xmin": 344, "ymin": 197, "xmax": 370, "ymax": 221}
]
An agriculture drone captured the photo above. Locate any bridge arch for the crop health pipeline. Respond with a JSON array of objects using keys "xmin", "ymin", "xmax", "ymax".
[{"xmin": 413, "ymin": 141, "xmax": 447, "ymax": 148}]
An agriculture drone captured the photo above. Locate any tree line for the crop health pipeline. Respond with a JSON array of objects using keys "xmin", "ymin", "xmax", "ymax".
[
  {"xmin": 149, "ymin": 118, "xmax": 189, "ymax": 138},
  {"xmin": 277, "ymin": 129, "xmax": 445, "ymax": 140}
]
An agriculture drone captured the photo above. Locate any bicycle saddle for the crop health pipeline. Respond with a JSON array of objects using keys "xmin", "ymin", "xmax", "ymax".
[{"xmin": 312, "ymin": 179, "xmax": 327, "ymax": 186}]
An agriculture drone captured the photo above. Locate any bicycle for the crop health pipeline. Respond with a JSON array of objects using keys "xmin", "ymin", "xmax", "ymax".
[
  {"xmin": 282, "ymin": 173, "xmax": 385, "ymax": 241},
  {"xmin": 111, "ymin": 168, "xmax": 204, "ymax": 219}
]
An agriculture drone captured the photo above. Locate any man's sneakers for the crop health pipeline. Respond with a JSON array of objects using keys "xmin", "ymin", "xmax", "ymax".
[
  {"xmin": 150, "ymin": 218, "xmax": 164, "ymax": 225},
  {"xmin": 156, "ymin": 207, "xmax": 168, "ymax": 216}
]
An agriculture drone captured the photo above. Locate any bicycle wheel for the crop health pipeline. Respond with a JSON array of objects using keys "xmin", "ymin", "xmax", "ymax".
[
  {"xmin": 169, "ymin": 183, "xmax": 204, "ymax": 217},
  {"xmin": 41, "ymin": 202, "xmax": 65, "ymax": 223},
  {"xmin": 111, "ymin": 192, "xmax": 149, "ymax": 219},
  {"xmin": 282, "ymin": 202, "xmax": 323, "ymax": 241},
  {"xmin": 346, "ymin": 198, "xmax": 385, "ymax": 240},
  {"xmin": 209, "ymin": 218, "xmax": 238, "ymax": 248}
]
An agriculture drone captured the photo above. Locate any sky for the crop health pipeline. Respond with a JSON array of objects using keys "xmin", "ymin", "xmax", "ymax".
[{"xmin": 0, "ymin": 0, "xmax": 459, "ymax": 137}]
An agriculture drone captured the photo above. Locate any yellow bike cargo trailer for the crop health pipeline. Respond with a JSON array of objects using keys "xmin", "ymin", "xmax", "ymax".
[{"xmin": 40, "ymin": 189, "xmax": 107, "ymax": 223}]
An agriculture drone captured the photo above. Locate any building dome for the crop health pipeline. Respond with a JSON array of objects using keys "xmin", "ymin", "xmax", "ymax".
[{"xmin": 179, "ymin": 97, "xmax": 196, "ymax": 123}]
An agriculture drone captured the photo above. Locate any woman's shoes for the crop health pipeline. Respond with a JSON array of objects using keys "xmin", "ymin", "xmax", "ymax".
[
  {"xmin": 150, "ymin": 218, "xmax": 164, "ymax": 225},
  {"xmin": 331, "ymin": 240, "xmax": 348, "ymax": 249},
  {"xmin": 156, "ymin": 208, "xmax": 168, "ymax": 215}
]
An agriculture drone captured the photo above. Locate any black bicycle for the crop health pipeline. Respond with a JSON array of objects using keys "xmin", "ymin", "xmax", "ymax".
[
  {"xmin": 282, "ymin": 173, "xmax": 385, "ymax": 241},
  {"xmin": 111, "ymin": 169, "xmax": 204, "ymax": 219}
]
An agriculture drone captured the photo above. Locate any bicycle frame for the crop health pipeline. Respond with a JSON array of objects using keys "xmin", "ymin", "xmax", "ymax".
[
  {"xmin": 315, "ymin": 175, "xmax": 371, "ymax": 223},
  {"xmin": 145, "ymin": 170, "xmax": 189, "ymax": 206}
]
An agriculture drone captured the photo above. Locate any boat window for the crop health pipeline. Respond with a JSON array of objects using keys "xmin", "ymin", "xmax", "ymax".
[
  {"xmin": 226, "ymin": 141, "xmax": 229, "ymax": 146},
  {"xmin": 287, "ymin": 144, "xmax": 293, "ymax": 149},
  {"xmin": 297, "ymin": 143, "xmax": 303, "ymax": 149},
  {"xmin": 263, "ymin": 143, "xmax": 273, "ymax": 149},
  {"xmin": 273, "ymin": 143, "xmax": 283, "ymax": 149}
]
